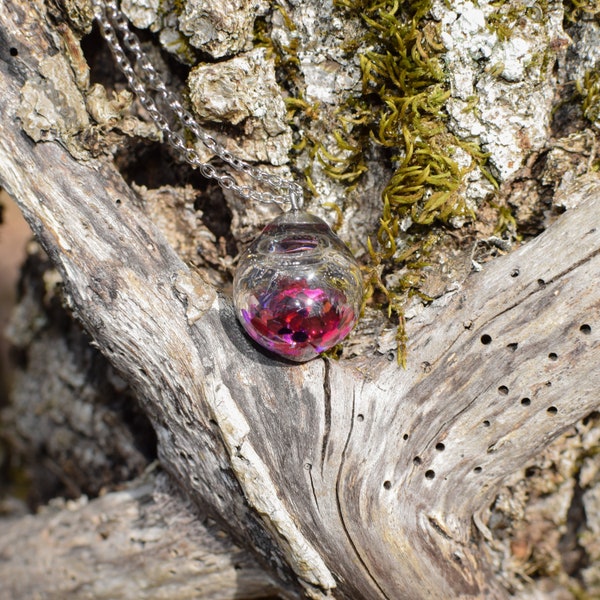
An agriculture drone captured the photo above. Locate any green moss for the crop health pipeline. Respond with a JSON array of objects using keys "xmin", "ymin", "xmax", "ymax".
[
  {"xmin": 486, "ymin": 0, "xmax": 551, "ymax": 41},
  {"xmin": 491, "ymin": 202, "xmax": 519, "ymax": 239},
  {"xmin": 161, "ymin": 0, "xmax": 185, "ymax": 17},
  {"xmin": 486, "ymin": 1, "xmax": 526, "ymax": 41},
  {"xmin": 254, "ymin": 5, "xmax": 301, "ymax": 83},
  {"xmin": 153, "ymin": 1, "xmax": 197, "ymax": 63},
  {"xmin": 326, "ymin": 0, "xmax": 496, "ymax": 365},
  {"xmin": 486, "ymin": 12, "xmax": 516, "ymax": 41},
  {"xmin": 564, "ymin": 0, "xmax": 600, "ymax": 22},
  {"xmin": 255, "ymin": 0, "xmax": 499, "ymax": 365},
  {"xmin": 579, "ymin": 68, "xmax": 600, "ymax": 125}
]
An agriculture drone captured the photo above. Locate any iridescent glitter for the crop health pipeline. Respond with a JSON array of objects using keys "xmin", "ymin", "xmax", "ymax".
[{"xmin": 233, "ymin": 212, "xmax": 363, "ymax": 362}]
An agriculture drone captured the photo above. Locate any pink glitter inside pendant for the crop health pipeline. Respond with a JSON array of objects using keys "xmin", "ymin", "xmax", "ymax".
[{"xmin": 233, "ymin": 211, "xmax": 363, "ymax": 362}]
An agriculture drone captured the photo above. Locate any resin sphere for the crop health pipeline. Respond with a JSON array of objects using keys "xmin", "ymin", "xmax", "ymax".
[{"xmin": 233, "ymin": 211, "xmax": 363, "ymax": 362}]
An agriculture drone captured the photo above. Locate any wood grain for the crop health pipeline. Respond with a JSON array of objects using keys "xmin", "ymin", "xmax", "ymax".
[{"xmin": 0, "ymin": 1, "xmax": 598, "ymax": 598}]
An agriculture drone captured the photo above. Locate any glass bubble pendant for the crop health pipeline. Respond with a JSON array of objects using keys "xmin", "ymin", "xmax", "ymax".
[{"xmin": 233, "ymin": 211, "xmax": 363, "ymax": 362}]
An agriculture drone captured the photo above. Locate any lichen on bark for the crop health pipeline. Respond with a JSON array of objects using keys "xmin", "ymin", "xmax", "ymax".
[
  {"xmin": 188, "ymin": 47, "xmax": 293, "ymax": 166},
  {"xmin": 487, "ymin": 411, "xmax": 600, "ymax": 599},
  {"xmin": 34, "ymin": 0, "xmax": 598, "ymax": 367}
]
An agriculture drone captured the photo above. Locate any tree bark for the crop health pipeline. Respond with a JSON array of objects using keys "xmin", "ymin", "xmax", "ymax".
[
  {"xmin": 0, "ymin": 0, "xmax": 599, "ymax": 599},
  {"xmin": 0, "ymin": 467, "xmax": 283, "ymax": 599}
]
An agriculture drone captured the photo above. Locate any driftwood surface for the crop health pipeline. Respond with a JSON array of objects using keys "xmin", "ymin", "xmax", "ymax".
[{"xmin": 0, "ymin": 0, "xmax": 599, "ymax": 599}]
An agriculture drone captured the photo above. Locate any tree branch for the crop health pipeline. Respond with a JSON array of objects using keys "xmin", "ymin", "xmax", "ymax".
[
  {"xmin": 0, "ymin": 468, "xmax": 283, "ymax": 599},
  {"xmin": 0, "ymin": 1, "xmax": 598, "ymax": 599}
]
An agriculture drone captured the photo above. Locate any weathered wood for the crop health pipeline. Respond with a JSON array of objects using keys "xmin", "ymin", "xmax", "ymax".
[
  {"xmin": 0, "ymin": 468, "xmax": 282, "ymax": 599},
  {"xmin": 0, "ymin": 1, "xmax": 599, "ymax": 599}
]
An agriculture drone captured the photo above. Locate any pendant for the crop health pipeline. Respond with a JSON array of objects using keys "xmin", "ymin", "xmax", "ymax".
[{"xmin": 233, "ymin": 211, "xmax": 363, "ymax": 362}]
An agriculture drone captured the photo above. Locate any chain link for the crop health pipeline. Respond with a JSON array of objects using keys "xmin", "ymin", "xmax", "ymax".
[{"xmin": 92, "ymin": 0, "xmax": 303, "ymax": 209}]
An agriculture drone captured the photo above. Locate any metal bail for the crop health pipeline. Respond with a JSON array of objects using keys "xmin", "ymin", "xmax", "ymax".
[{"xmin": 289, "ymin": 184, "xmax": 304, "ymax": 212}]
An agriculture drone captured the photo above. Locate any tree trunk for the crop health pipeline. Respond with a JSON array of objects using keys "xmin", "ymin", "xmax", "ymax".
[{"xmin": 0, "ymin": 0, "xmax": 599, "ymax": 599}]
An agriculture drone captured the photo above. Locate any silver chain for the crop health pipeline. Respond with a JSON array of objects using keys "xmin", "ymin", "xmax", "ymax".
[{"xmin": 92, "ymin": 0, "xmax": 303, "ymax": 210}]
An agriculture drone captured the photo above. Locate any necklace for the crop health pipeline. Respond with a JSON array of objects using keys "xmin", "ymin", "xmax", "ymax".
[{"xmin": 93, "ymin": 0, "xmax": 363, "ymax": 362}]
